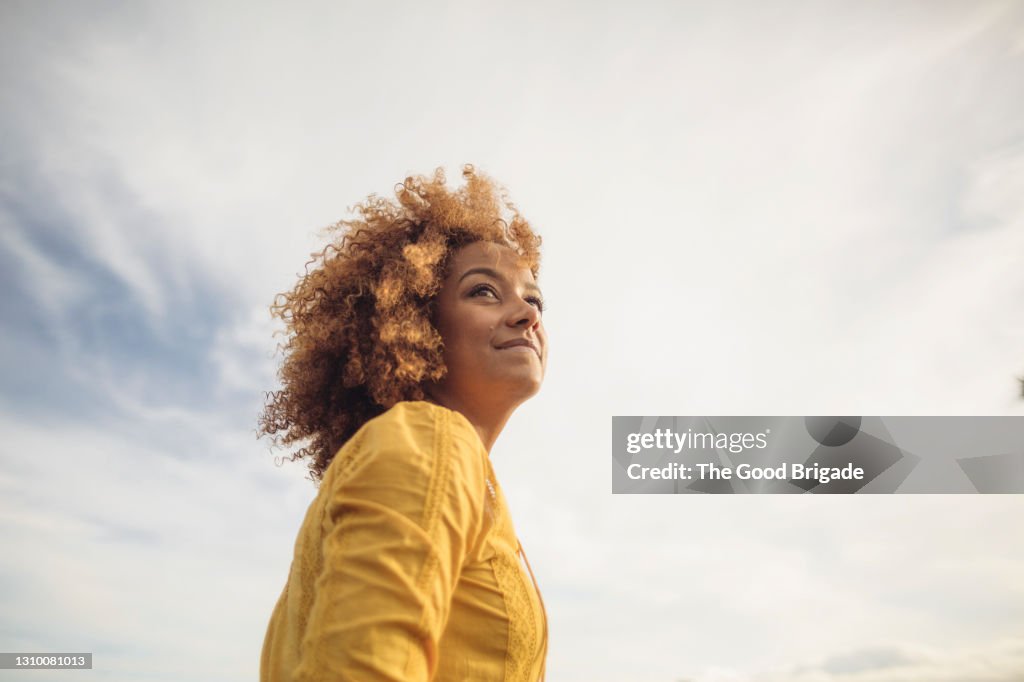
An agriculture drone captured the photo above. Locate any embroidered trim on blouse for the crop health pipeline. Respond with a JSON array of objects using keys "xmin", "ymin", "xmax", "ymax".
[{"xmin": 485, "ymin": 459, "xmax": 548, "ymax": 682}]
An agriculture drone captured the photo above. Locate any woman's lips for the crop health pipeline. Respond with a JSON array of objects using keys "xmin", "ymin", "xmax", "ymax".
[{"xmin": 495, "ymin": 340, "xmax": 540, "ymax": 359}]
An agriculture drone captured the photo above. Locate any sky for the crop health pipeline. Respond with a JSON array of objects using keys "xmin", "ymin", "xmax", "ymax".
[{"xmin": 1, "ymin": 1, "xmax": 1023, "ymax": 680}]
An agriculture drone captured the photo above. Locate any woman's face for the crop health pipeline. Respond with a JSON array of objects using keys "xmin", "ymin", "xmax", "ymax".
[{"xmin": 429, "ymin": 241, "xmax": 547, "ymax": 410}]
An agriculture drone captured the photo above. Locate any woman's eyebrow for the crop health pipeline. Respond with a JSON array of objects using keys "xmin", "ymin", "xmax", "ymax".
[{"xmin": 458, "ymin": 267, "xmax": 542, "ymax": 294}]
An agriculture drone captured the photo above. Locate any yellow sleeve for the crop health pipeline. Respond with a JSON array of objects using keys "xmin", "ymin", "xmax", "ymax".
[{"xmin": 292, "ymin": 403, "xmax": 487, "ymax": 682}]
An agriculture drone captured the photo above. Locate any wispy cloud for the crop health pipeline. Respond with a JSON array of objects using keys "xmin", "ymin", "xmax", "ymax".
[{"xmin": 694, "ymin": 638, "xmax": 1024, "ymax": 682}]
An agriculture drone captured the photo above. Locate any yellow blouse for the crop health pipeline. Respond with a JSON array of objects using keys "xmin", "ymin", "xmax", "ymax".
[{"xmin": 260, "ymin": 401, "xmax": 548, "ymax": 681}]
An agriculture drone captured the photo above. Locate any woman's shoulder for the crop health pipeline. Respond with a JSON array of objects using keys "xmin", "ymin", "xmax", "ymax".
[
  {"xmin": 371, "ymin": 399, "xmax": 456, "ymax": 425},
  {"xmin": 321, "ymin": 401, "xmax": 490, "ymax": 511},
  {"xmin": 366, "ymin": 400, "xmax": 478, "ymax": 442},
  {"xmin": 335, "ymin": 401, "xmax": 485, "ymax": 471}
]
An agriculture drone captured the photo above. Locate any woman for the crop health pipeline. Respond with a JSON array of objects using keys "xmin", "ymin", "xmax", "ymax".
[{"xmin": 258, "ymin": 165, "xmax": 549, "ymax": 681}]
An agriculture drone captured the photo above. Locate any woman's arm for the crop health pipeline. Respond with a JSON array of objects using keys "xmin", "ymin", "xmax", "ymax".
[{"xmin": 292, "ymin": 404, "xmax": 487, "ymax": 682}]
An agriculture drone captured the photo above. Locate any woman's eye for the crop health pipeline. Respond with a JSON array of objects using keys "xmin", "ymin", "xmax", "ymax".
[
  {"xmin": 527, "ymin": 297, "xmax": 545, "ymax": 313},
  {"xmin": 470, "ymin": 284, "xmax": 498, "ymax": 299}
]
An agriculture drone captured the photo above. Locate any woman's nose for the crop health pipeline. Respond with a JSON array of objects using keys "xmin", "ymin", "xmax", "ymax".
[{"xmin": 508, "ymin": 297, "xmax": 541, "ymax": 329}]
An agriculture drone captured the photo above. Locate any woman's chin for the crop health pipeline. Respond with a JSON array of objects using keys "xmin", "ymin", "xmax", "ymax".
[{"xmin": 496, "ymin": 374, "xmax": 544, "ymax": 404}]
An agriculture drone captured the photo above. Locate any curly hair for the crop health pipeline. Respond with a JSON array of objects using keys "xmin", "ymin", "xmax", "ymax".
[{"xmin": 258, "ymin": 165, "xmax": 542, "ymax": 483}]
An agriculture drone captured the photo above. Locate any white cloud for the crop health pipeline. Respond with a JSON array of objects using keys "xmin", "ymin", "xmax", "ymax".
[
  {"xmin": 714, "ymin": 638, "xmax": 1024, "ymax": 682},
  {"xmin": 0, "ymin": 410, "xmax": 313, "ymax": 681}
]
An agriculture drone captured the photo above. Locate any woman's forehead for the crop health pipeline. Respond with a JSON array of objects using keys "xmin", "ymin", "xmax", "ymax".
[{"xmin": 449, "ymin": 242, "xmax": 536, "ymax": 281}]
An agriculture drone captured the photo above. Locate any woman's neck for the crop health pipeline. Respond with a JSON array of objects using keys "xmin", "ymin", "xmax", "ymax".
[{"xmin": 422, "ymin": 390, "xmax": 516, "ymax": 454}]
